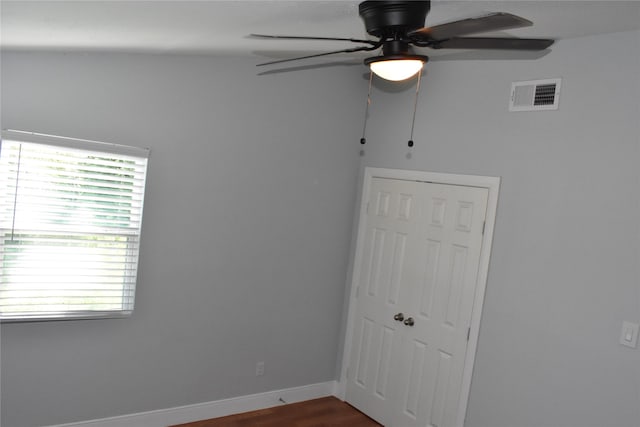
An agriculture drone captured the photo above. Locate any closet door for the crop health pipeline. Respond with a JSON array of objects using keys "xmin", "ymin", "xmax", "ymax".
[
  {"xmin": 345, "ymin": 177, "xmax": 489, "ymax": 427},
  {"xmin": 345, "ymin": 177, "xmax": 424, "ymax": 425},
  {"xmin": 388, "ymin": 183, "xmax": 488, "ymax": 427}
]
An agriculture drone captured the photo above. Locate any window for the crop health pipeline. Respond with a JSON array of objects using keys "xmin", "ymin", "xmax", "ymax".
[{"xmin": 0, "ymin": 130, "xmax": 149, "ymax": 321}]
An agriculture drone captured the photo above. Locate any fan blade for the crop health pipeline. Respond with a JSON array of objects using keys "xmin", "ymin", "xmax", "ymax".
[
  {"xmin": 250, "ymin": 34, "xmax": 378, "ymax": 45},
  {"xmin": 256, "ymin": 45, "xmax": 380, "ymax": 66},
  {"xmin": 433, "ymin": 37, "xmax": 553, "ymax": 50},
  {"xmin": 410, "ymin": 12, "xmax": 532, "ymax": 41}
]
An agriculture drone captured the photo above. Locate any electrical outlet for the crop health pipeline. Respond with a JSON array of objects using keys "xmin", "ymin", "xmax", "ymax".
[{"xmin": 256, "ymin": 361, "xmax": 265, "ymax": 376}]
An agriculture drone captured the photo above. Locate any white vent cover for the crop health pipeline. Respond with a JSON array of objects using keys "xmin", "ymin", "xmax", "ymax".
[{"xmin": 509, "ymin": 78, "xmax": 561, "ymax": 111}]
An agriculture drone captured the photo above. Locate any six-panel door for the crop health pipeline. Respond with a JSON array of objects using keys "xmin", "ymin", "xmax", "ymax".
[{"xmin": 346, "ymin": 177, "xmax": 488, "ymax": 427}]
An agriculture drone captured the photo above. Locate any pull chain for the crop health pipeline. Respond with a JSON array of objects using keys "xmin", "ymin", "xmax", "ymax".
[
  {"xmin": 408, "ymin": 68, "xmax": 423, "ymax": 147},
  {"xmin": 360, "ymin": 70, "xmax": 374, "ymax": 145}
]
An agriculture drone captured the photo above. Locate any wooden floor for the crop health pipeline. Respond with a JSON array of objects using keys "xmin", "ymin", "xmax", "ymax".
[{"xmin": 170, "ymin": 396, "xmax": 382, "ymax": 427}]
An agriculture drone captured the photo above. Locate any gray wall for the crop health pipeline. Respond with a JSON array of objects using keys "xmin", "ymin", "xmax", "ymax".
[
  {"xmin": 2, "ymin": 29, "xmax": 639, "ymax": 427},
  {"xmin": 0, "ymin": 52, "xmax": 365, "ymax": 426},
  {"xmin": 355, "ymin": 29, "xmax": 640, "ymax": 427}
]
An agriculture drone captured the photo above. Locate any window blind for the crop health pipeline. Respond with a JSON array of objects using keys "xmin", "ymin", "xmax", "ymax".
[{"xmin": 0, "ymin": 130, "xmax": 149, "ymax": 321}]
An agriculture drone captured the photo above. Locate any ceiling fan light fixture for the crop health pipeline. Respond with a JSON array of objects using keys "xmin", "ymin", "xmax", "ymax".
[{"xmin": 365, "ymin": 55, "xmax": 429, "ymax": 81}]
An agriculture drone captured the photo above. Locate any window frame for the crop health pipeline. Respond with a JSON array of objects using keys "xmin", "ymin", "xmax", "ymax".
[{"xmin": 0, "ymin": 130, "xmax": 150, "ymax": 322}]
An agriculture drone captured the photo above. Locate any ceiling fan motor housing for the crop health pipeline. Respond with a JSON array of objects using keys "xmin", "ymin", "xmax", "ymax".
[{"xmin": 359, "ymin": 1, "xmax": 431, "ymax": 37}]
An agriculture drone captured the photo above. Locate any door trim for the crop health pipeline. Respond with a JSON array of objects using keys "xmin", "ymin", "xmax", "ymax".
[{"xmin": 338, "ymin": 167, "xmax": 500, "ymax": 427}]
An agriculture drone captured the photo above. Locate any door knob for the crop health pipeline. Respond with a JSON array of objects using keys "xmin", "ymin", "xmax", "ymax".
[
  {"xmin": 404, "ymin": 317, "xmax": 415, "ymax": 327},
  {"xmin": 393, "ymin": 313, "xmax": 404, "ymax": 322}
]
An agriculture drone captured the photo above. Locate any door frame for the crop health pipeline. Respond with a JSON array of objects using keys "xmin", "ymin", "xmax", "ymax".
[{"xmin": 337, "ymin": 167, "xmax": 500, "ymax": 427}]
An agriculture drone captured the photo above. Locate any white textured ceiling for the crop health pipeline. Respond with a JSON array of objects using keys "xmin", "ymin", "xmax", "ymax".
[{"xmin": 2, "ymin": 0, "xmax": 640, "ymax": 62}]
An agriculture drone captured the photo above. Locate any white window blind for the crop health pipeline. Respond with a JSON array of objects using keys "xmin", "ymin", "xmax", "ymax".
[{"xmin": 0, "ymin": 130, "xmax": 149, "ymax": 321}]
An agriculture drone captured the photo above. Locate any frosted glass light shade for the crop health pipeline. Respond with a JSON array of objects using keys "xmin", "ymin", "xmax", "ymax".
[{"xmin": 369, "ymin": 59, "xmax": 424, "ymax": 81}]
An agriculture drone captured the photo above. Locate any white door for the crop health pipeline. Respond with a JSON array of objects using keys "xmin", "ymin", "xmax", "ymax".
[
  {"xmin": 345, "ymin": 175, "xmax": 490, "ymax": 427},
  {"xmin": 345, "ymin": 177, "xmax": 424, "ymax": 424}
]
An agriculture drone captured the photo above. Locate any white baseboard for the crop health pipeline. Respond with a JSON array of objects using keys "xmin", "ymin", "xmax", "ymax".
[
  {"xmin": 334, "ymin": 378, "xmax": 347, "ymax": 400},
  {"xmin": 46, "ymin": 381, "xmax": 338, "ymax": 427}
]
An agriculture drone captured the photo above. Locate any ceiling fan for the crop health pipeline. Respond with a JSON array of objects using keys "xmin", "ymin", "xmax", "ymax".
[{"xmin": 252, "ymin": 0, "xmax": 554, "ymax": 81}]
